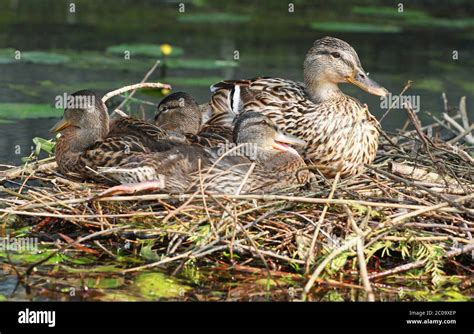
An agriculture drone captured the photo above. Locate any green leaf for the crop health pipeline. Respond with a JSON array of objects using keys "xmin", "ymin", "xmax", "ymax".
[
  {"xmin": 22, "ymin": 51, "xmax": 70, "ymax": 64},
  {"xmin": 106, "ymin": 44, "xmax": 184, "ymax": 58},
  {"xmin": 84, "ymin": 277, "xmax": 125, "ymax": 289},
  {"xmin": 351, "ymin": 6, "xmax": 430, "ymax": 20},
  {"xmin": 0, "ymin": 48, "xmax": 16, "ymax": 64},
  {"xmin": 166, "ymin": 58, "xmax": 238, "ymax": 70},
  {"xmin": 32, "ymin": 137, "xmax": 56, "ymax": 155},
  {"xmin": 177, "ymin": 13, "xmax": 251, "ymax": 24},
  {"xmin": 0, "ymin": 103, "xmax": 61, "ymax": 120},
  {"xmin": 139, "ymin": 242, "xmax": 160, "ymax": 261},
  {"xmin": 134, "ymin": 272, "xmax": 191, "ymax": 299},
  {"xmin": 310, "ymin": 22, "xmax": 402, "ymax": 33},
  {"xmin": 166, "ymin": 76, "xmax": 223, "ymax": 87},
  {"xmin": 326, "ymin": 251, "xmax": 350, "ymax": 275}
]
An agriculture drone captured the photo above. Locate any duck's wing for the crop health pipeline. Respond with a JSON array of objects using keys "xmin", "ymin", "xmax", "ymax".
[
  {"xmin": 209, "ymin": 77, "xmax": 309, "ymax": 115},
  {"xmin": 80, "ymin": 137, "xmax": 210, "ymax": 191},
  {"xmin": 190, "ymin": 157, "xmax": 309, "ymax": 195},
  {"xmin": 199, "ymin": 111, "xmax": 235, "ymax": 145},
  {"xmin": 73, "ymin": 135, "xmax": 152, "ymax": 183},
  {"xmin": 179, "ymin": 108, "xmax": 235, "ymax": 148},
  {"xmin": 109, "ymin": 117, "xmax": 187, "ymax": 151}
]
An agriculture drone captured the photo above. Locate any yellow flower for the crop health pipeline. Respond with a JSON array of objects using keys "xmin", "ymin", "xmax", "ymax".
[{"xmin": 160, "ymin": 44, "xmax": 173, "ymax": 57}]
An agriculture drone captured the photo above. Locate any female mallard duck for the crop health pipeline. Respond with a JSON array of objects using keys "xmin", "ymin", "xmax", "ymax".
[
  {"xmin": 155, "ymin": 92, "xmax": 234, "ymax": 146},
  {"xmin": 51, "ymin": 90, "xmax": 308, "ymax": 195},
  {"xmin": 207, "ymin": 36, "xmax": 389, "ymax": 178}
]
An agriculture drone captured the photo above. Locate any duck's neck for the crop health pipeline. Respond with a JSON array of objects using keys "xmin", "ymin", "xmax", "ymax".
[{"xmin": 305, "ymin": 79, "xmax": 344, "ymax": 104}]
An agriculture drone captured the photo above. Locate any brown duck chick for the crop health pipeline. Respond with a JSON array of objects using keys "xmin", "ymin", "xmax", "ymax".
[
  {"xmin": 96, "ymin": 111, "xmax": 308, "ymax": 197},
  {"xmin": 51, "ymin": 89, "xmax": 190, "ymax": 184},
  {"xmin": 208, "ymin": 36, "xmax": 389, "ymax": 178},
  {"xmin": 195, "ymin": 111, "xmax": 310, "ymax": 194},
  {"xmin": 155, "ymin": 92, "xmax": 234, "ymax": 147}
]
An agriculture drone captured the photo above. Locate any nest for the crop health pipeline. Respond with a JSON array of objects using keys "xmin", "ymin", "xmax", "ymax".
[{"xmin": 0, "ymin": 86, "xmax": 472, "ymax": 301}]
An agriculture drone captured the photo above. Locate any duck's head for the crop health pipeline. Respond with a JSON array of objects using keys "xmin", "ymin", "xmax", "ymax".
[
  {"xmin": 50, "ymin": 90, "xmax": 109, "ymax": 151},
  {"xmin": 304, "ymin": 36, "xmax": 388, "ymax": 101},
  {"xmin": 233, "ymin": 111, "xmax": 306, "ymax": 162},
  {"xmin": 155, "ymin": 92, "xmax": 201, "ymax": 135}
]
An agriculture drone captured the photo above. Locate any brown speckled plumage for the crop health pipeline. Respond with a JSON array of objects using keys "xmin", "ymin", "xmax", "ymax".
[
  {"xmin": 208, "ymin": 36, "xmax": 388, "ymax": 178},
  {"xmin": 53, "ymin": 91, "xmax": 308, "ymax": 194},
  {"xmin": 155, "ymin": 92, "xmax": 233, "ymax": 147}
]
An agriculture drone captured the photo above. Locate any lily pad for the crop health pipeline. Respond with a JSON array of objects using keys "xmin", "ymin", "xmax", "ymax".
[
  {"xmin": 0, "ymin": 48, "xmax": 16, "ymax": 64},
  {"xmin": 106, "ymin": 43, "xmax": 184, "ymax": 58},
  {"xmin": 408, "ymin": 17, "xmax": 474, "ymax": 29},
  {"xmin": 177, "ymin": 13, "xmax": 251, "ymax": 24},
  {"xmin": 310, "ymin": 22, "xmax": 402, "ymax": 33},
  {"xmin": 0, "ymin": 103, "xmax": 61, "ymax": 120},
  {"xmin": 166, "ymin": 58, "xmax": 238, "ymax": 70},
  {"xmin": 134, "ymin": 272, "xmax": 190, "ymax": 299},
  {"xmin": 166, "ymin": 76, "xmax": 223, "ymax": 87},
  {"xmin": 352, "ymin": 6, "xmax": 430, "ymax": 20},
  {"xmin": 21, "ymin": 51, "xmax": 70, "ymax": 64}
]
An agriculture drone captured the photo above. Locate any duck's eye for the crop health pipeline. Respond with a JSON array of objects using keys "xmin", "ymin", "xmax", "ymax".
[{"xmin": 330, "ymin": 52, "xmax": 341, "ymax": 58}]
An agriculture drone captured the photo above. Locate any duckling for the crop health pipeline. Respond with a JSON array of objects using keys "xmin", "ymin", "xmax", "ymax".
[
  {"xmin": 208, "ymin": 36, "xmax": 389, "ymax": 178},
  {"xmin": 198, "ymin": 111, "xmax": 309, "ymax": 194},
  {"xmin": 155, "ymin": 92, "xmax": 234, "ymax": 146}
]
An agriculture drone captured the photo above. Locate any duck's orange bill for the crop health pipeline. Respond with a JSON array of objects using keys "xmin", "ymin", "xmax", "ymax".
[
  {"xmin": 50, "ymin": 118, "xmax": 72, "ymax": 133},
  {"xmin": 346, "ymin": 68, "xmax": 389, "ymax": 97}
]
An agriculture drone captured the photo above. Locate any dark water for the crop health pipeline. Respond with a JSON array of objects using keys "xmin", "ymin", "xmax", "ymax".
[{"xmin": 0, "ymin": 0, "xmax": 473, "ymax": 165}]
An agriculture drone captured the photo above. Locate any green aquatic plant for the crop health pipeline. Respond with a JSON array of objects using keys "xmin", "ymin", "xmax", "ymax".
[
  {"xmin": 166, "ymin": 58, "xmax": 238, "ymax": 70},
  {"xmin": 177, "ymin": 12, "xmax": 251, "ymax": 24},
  {"xmin": 165, "ymin": 76, "xmax": 224, "ymax": 87},
  {"xmin": 351, "ymin": 6, "xmax": 430, "ymax": 20},
  {"xmin": 83, "ymin": 277, "xmax": 125, "ymax": 289},
  {"xmin": 21, "ymin": 51, "xmax": 70, "ymax": 65},
  {"xmin": 134, "ymin": 272, "xmax": 191, "ymax": 299},
  {"xmin": 0, "ymin": 103, "xmax": 60, "ymax": 120},
  {"xmin": 310, "ymin": 22, "xmax": 402, "ymax": 33},
  {"xmin": 106, "ymin": 43, "xmax": 184, "ymax": 58},
  {"xmin": 22, "ymin": 136, "xmax": 56, "ymax": 163},
  {"xmin": 139, "ymin": 241, "xmax": 161, "ymax": 261},
  {"xmin": 0, "ymin": 49, "xmax": 70, "ymax": 64},
  {"xmin": 0, "ymin": 48, "xmax": 16, "ymax": 64}
]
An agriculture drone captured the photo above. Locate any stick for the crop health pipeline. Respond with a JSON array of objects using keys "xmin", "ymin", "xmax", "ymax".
[
  {"xmin": 18, "ymin": 193, "xmax": 465, "ymax": 213},
  {"xmin": 101, "ymin": 82, "xmax": 171, "ymax": 103},
  {"xmin": 305, "ymin": 171, "xmax": 340, "ymax": 273},
  {"xmin": 114, "ymin": 60, "xmax": 162, "ymax": 114},
  {"xmin": 387, "ymin": 192, "xmax": 474, "ymax": 225}
]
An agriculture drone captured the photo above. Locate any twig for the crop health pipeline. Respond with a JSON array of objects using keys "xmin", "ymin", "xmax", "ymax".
[
  {"xmin": 101, "ymin": 82, "xmax": 171, "ymax": 103},
  {"xmin": 114, "ymin": 60, "xmax": 161, "ymax": 114}
]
